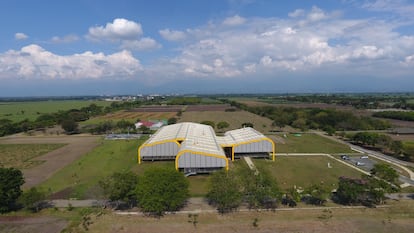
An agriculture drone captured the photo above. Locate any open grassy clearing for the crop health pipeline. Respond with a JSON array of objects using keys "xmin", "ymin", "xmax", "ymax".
[
  {"xmin": 38, "ymin": 139, "xmax": 144, "ymax": 199},
  {"xmin": 81, "ymin": 111, "xmax": 177, "ymax": 125},
  {"xmin": 0, "ymin": 100, "xmax": 110, "ymax": 122},
  {"xmin": 73, "ymin": 200, "xmax": 414, "ymax": 233},
  {"xmin": 0, "ymin": 144, "xmax": 65, "ymax": 169},
  {"xmin": 275, "ymin": 133, "xmax": 353, "ymax": 153},
  {"xmin": 254, "ymin": 156, "xmax": 363, "ymax": 190},
  {"xmin": 179, "ymin": 110, "xmax": 273, "ymax": 133}
]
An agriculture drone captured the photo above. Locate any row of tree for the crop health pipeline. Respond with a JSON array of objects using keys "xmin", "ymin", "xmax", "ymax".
[
  {"xmin": 373, "ymin": 111, "xmax": 414, "ymax": 122},
  {"xmin": 99, "ymin": 167, "xmax": 188, "ymax": 216},
  {"xmin": 347, "ymin": 132, "xmax": 412, "ymax": 162},
  {"xmin": 0, "ymin": 101, "xmax": 145, "ymax": 136},
  {"xmin": 1, "ymin": 162, "xmax": 400, "ymax": 215},
  {"xmin": 222, "ymin": 99, "xmax": 390, "ymax": 133}
]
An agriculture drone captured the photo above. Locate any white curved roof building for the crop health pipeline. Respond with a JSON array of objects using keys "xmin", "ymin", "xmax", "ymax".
[{"xmin": 138, "ymin": 122, "xmax": 275, "ymax": 173}]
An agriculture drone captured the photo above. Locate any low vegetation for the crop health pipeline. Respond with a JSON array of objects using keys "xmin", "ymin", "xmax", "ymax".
[
  {"xmin": 0, "ymin": 144, "xmax": 65, "ymax": 169},
  {"xmin": 373, "ymin": 111, "xmax": 414, "ymax": 121}
]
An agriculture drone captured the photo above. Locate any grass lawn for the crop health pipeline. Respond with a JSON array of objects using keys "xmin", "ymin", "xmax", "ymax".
[
  {"xmin": 39, "ymin": 139, "xmax": 144, "ymax": 199},
  {"xmin": 0, "ymin": 100, "xmax": 110, "ymax": 122},
  {"xmin": 0, "ymin": 144, "xmax": 65, "ymax": 169},
  {"xmin": 254, "ymin": 156, "xmax": 363, "ymax": 190},
  {"xmin": 275, "ymin": 133, "xmax": 353, "ymax": 153}
]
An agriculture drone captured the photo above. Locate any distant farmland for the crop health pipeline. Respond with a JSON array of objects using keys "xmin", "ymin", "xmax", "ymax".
[
  {"xmin": 82, "ymin": 111, "xmax": 177, "ymax": 124},
  {"xmin": 179, "ymin": 110, "xmax": 273, "ymax": 132},
  {"xmin": 0, "ymin": 100, "xmax": 110, "ymax": 122}
]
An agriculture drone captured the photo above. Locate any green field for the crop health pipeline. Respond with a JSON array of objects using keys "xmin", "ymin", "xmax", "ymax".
[
  {"xmin": 0, "ymin": 144, "xmax": 65, "ymax": 169},
  {"xmin": 39, "ymin": 139, "xmax": 143, "ymax": 199},
  {"xmin": 254, "ymin": 156, "xmax": 363, "ymax": 190},
  {"xmin": 0, "ymin": 100, "xmax": 110, "ymax": 122},
  {"xmin": 275, "ymin": 133, "xmax": 353, "ymax": 153}
]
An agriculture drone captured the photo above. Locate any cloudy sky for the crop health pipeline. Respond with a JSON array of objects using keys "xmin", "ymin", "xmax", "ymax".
[{"xmin": 1, "ymin": 0, "xmax": 414, "ymax": 96}]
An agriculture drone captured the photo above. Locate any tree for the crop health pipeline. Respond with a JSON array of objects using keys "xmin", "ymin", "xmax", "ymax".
[
  {"xmin": 135, "ymin": 167, "xmax": 189, "ymax": 216},
  {"xmin": 0, "ymin": 167, "xmax": 25, "ymax": 213},
  {"xmin": 335, "ymin": 177, "xmax": 367, "ymax": 205},
  {"xmin": 370, "ymin": 163, "xmax": 399, "ymax": 185},
  {"xmin": 390, "ymin": 140, "xmax": 403, "ymax": 156},
  {"xmin": 206, "ymin": 170, "xmax": 242, "ymax": 213},
  {"xmin": 334, "ymin": 176, "xmax": 387, "ymax": 206},
  {"xmin": 168, "ymin": 117, "xmax": 177, "ymax": 125},
  {"xmin": 200, "ymin": 120, "xmax": 215, "ymax": 129},
  {"xmin": 241, "ymin": 122, "xmax": 254, "ymax": 128},
  {"xmin": 19, "ymin": 187, "xmax": 47, "ymax": 212},
  {"xmin": 116, "ymin": 120, "xmax": 135, "ymax": 131},
  {"xmin": 99, "ymin": 172, "xmax": 139, "ymax": 208},
  {"xmin": 241, "ymin": 168, "xmax": 281, "ymax": 210},
  {"xmin": 302, "ymin": 184, "xmax": 330, "ymax": 206},
  {"xmin": 139, "ymin": 125, "xmax": 150, "ymax": 134},
  {"xmin": 217, "ymin": 121, "xmax": 230, "ymax": 131},
  {"xmin": 61, "ymin": 119, "xmax": 78, "ymax": 134}
]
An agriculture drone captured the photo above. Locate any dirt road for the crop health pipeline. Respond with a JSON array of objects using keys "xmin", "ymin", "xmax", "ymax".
[{"xmin": 0, "ymin": 135, "xmax": 100, "ymax": 188}]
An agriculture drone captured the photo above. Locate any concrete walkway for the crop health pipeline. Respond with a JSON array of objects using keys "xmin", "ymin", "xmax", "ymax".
[{"xmin": 243, "ymin": 157, "xmax": 259, "ymax": 175}]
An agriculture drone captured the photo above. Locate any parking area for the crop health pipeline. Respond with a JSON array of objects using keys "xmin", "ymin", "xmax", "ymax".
[{"xmin": 339, "ymin": 154, "xmax": 376, "ymax": 172}]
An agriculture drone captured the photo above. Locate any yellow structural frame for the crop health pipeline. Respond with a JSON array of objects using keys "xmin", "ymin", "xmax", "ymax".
[
  {"xmin": 221, "ymin": 137, "xmax": 275, "ymax": 161},
  {"xmin": 137, "ymin": 138, "xmax": 183, "ymax": 164},
  {"xmin": 175, "ymin": 149, "xmax": 229, "ymax": 171}
]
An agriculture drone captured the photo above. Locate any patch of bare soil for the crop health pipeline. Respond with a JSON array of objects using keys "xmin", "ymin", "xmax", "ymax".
[
  {"xmin": 0, "ymin": 216, "xmax": 67, "ymax": 233},
  {"xmin": 0, "ymin": 135, "xmax": 100, "ymax": 189}
]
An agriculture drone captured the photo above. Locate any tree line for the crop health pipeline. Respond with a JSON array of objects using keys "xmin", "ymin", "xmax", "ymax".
[
  {"xmin": 345, "ymin": 132, "xmax": 413, "ymax": 162},
  {"xmin": 1, "ymin": 162, "xmax": 399, "ymax": 215},
  {"xmin": 373, "ymin": 111, "xmax": 414, "ymax": 122},
  {"xmin": 0, "ymin": 101, "xmax": 142, "ymax": 136},
  {"xmin": 221, "ymin": 99, "xmax": 390, "ymax": 133}
]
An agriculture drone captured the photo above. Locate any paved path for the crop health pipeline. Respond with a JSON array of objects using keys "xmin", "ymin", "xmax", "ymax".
[{"xmin": 243, "ymin": 157, "xmax": 259, "ymax": 175}]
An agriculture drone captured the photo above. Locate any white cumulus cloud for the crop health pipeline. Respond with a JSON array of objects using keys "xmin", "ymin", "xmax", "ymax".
[
  {"xmin": 0, "ymin": 44, "xmax": 142, "ymax": 80},
  {"xmin": 87, "ymin": 18, "xmax": 142, "ymax": 41},
  {"xmin": 15, "ymin": 33, "xmax": 28, "ymax": 40},
  {"xmin": 86, "ymin": 18, "xmax": 159, "ymax": 51}
]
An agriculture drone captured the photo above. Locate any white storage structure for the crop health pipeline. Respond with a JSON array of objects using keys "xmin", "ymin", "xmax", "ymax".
[{"xmin": 138, "ymin": 122, "xmax": 275, "ymax": 174}]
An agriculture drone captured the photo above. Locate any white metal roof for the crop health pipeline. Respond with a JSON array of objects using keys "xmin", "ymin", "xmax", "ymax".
[
  {"xmin": 144, "ymin": 122, "xmax": 225, "ymax": 156},
  {"xmin": 218, "ymin": 127, "xmax": 268, "ymax": 146},
  {"xmin": 143, "ymin": 123, "xmax": 270, "ymax": 156}
]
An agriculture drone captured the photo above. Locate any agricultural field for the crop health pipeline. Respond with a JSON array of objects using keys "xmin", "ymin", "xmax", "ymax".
[
  {"xmin": 254, "ymin": 156, "xmax": 363, "ymax": 190},
  {"xmin": 0, "ymin": 144, "xmax": 65, "ymax": 169},
  {"xmin": 81, "ymin": 110, "xmax": 177, "ymax": 125},
  {"xmin": 274, "ymin": 133, "xmax": 354, "ymax": 154},
  {"xmin": 0, "ymin": 100, "xmax": 110, "ymax": 122},
  {"xmin": 178, "ymin": 110, "xmax": 273, "ymax": 133}
]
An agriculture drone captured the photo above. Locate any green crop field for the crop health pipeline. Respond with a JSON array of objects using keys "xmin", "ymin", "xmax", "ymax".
[
  {"xmin": 0, "ymin": 100, "xmax": 110, "ymax": 122},
  {"xmin": 275, "ymin": 133, "xmax": 353, "ymax": 153},
  {"xmin": 0, "ymin": 144, "xmax": 65, "ymax": 169},
  {"xmin": 254, "ymin": 156, "xmax": 363, "ymax": 190}
]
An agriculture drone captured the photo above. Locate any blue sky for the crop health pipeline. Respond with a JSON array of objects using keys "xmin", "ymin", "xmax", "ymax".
[{"xmin": 1, "ymin": 0, "xmax": 414, "ymax": 96}]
